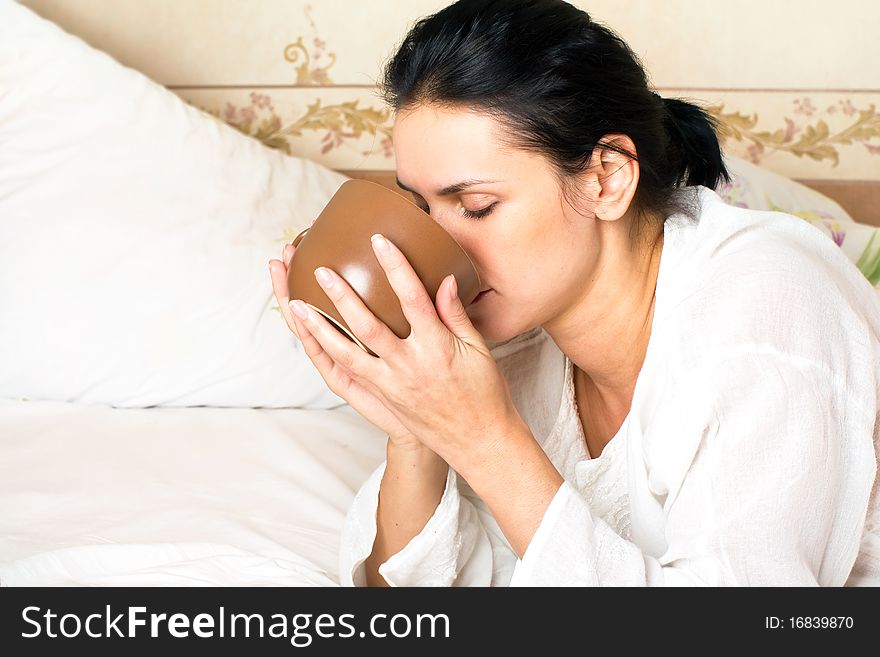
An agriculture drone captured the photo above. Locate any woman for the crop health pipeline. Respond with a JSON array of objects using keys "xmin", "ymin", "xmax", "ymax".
[{"xmin": 268, "ymin": 0, "xmax": 879, "ymax": 586}]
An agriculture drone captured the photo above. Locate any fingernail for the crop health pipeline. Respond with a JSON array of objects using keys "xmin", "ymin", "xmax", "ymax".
[
  {"xmin": 371, "ymin": 234, "xmax": 390, "ymax": 255},
  {"xmin": 290, "ymin": 299, "xmax": 310, "ymax": 320},
  {"xmin": 448, "ymin": 274, "xmax": 458, "ymax": 301},
  {"xmin": 315, "ymin": 267, "xmax": 335, "ymax": 289}
]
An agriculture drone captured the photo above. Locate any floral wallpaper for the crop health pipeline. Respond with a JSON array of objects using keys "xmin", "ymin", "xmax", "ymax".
[
  {"xmin": 198, "ymin": 11, "xmax": 393, "ymax": 160},
  {"xmin": 714, "ymin": 99, "xmax": 880, "ymax": 167},
  {"xmin": 21, "ymin": 0, "xmax": 879, "ymax": 183},
  {"xmin": 210, "ymin": 90, "xmax": 880, "ymax": 170},
  {"xmin": 218, "ymin": 93, "xmax": 393, "ymax": 159},
  {"xmin": 190, "ymin": 5, "xmax": 880, "ymax": 180}
]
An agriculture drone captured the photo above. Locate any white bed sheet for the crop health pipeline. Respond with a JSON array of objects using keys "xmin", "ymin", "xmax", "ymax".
[{"xmin": 0, "ymin": 399, "xmax": 386, "ymax": 586}]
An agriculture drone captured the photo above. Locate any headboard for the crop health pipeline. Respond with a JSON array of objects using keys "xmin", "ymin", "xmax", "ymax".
[{"xmin": 795, "ymin": 180, "xmax": 879, "ymax": 227}]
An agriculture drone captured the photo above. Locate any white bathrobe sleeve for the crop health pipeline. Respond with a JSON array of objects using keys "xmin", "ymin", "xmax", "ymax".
[{"xmin": 338, "ymin": 459, "xmax": 517, "ymax": 586}]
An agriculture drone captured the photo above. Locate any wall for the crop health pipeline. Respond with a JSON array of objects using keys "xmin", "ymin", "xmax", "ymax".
[{"xmin": 20, "ymin": 0, "xmax": 880, "ymax": 219}]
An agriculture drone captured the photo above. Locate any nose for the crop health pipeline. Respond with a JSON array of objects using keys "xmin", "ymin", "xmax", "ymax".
[
  {"xmin": 427, "ymin": 214, "xmax": 485, "ymax": 285},
  {"xmin": 447, "ymin": 238, "xmax": 485, "ymax": 290}
]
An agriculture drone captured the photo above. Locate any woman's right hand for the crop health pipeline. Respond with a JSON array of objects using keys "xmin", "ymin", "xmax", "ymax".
[{"xmin": 269, "ymin": 240, "xmax": 429, "ymax": 452}]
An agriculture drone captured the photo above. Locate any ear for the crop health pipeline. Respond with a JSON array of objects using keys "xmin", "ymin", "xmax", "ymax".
[{"xmin": 590, "ymin": 134, "xmax": 640, "ymax": 222}]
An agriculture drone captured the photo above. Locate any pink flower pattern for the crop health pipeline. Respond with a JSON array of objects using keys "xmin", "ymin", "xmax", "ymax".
[{"xmin": 793, "ymin": 97, "xmax": 816, "ymax": 116}]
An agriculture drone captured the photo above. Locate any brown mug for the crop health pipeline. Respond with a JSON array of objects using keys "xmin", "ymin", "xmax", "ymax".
[{"xmin": 287, "ymin": 179, "xmax": 482, "ymax": 356}]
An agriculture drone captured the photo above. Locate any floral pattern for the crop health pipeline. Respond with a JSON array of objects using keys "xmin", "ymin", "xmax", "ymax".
[
  {"xmin": 197, "ymin": 3, "xmax": 392, "ymax": 158},
  {"xmin": 283, "ymin": 4, "xmax": 336, "ymax": 85},
  {"xmin": 214, "ymin": 94, "xmax": 880, "ymax": 168},
  {"xmin": 855, "ymin": 232, "xmax": 880, "ymax": 286},
  {"xmin": 205, "ymin": 93, "xmax": 392, "ymax": 158},
  {"xmin": 189, "ymin": 7, "xmax": 880, "ymax": 175},
  {"xmin": 710, "ymin": 99, "xmax": 880, "ymax": 167}
]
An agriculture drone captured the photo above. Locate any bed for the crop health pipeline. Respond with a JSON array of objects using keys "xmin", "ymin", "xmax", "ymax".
[
  {"xmin": 0, "ymin": 401, "xmax": 385, "ymax": 586},
  {"xmin": 1, "ymin": 1, "xmax": 878, "ymax": 587}
]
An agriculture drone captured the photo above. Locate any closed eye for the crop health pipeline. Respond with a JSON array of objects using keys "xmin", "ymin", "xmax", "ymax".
[
  {"xmin": 461, "ymin": 203, "xmax": 496, "ymax": 220},
  {"xmin": 410, "ymin": 194, "xmax": 496, "ymax": 221}
]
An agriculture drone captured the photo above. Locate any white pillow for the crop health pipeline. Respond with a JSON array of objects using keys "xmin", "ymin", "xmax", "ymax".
[
  {"xmin": 719, "ymin": 155, "xmax": 880, "ymax": 287},
  {"xmin": 720, "ymin": 154, "xmax": 856, "ymax": 224},
  {"xmin": 0, "ymin": 1, "xmax": 347, "ymax": 409}
]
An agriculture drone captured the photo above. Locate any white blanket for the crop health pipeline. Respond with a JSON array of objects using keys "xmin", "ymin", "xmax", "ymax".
[{"xmin": 0, "ymin": 399, "xmax": 385, "ymax": 586}]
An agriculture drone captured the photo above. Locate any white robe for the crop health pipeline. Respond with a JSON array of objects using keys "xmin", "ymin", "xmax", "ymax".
[{"xmin": 339, "ymin": 186, "xmax": 880, "ymax": 586}]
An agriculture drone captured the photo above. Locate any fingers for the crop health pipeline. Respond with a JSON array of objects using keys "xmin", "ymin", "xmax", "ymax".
[
  {"xmin": 309, "ymin": 265, "xmax": 401, "ymax": 359},
  {"xmin": 289, "ymin": 296, "xmax": 382, "ymax": 384},
  {"xmin": 269, "ymin": 242, "xmax": 299, "ymax": 339},
  {"xmin": 290, "ymin": 311, "xmax": 348, "ymax": 390},
  {"xmin": 292, "ymin": 311, "xmax": 388, "ymax": 401},
  {"xmin": 370, "ymin": 234, "xmax": 442, "ymax": 341},
  {"xmin": 435, "ymin": 273, "xmax": 486, "ymax": 348}
]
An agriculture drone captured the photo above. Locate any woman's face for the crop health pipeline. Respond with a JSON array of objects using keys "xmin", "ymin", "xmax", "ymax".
[{"xmin": 392, "ymin": 104, "xmax": 603, "ymax": 344}]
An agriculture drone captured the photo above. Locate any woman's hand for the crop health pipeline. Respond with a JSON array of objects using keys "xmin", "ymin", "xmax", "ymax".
[
  {"xmin": 269, "ymin": 242, "xmax": 301, "ymax": 341},
  {"xmin": 269, "ymin": 239, "xmax": 423, "ymax": 450},
  {"xmin": 280, "ymin": 233, "xmax": 522, "ymax": 474}
]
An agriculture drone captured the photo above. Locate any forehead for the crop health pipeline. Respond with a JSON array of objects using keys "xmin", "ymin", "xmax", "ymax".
[
  {"xmin": 392, "ymin": 105, "xmax": 515, "ymax": 183},
  {"xmin": 393, "ymin": 104, "xmax": 501, "ymax": 141}
]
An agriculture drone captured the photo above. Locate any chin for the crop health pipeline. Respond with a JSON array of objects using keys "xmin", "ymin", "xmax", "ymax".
[
  {"xmin": 469, "ymin": 315, "xmax": 526, "ymax": 346},
  {"xmin": 466, "ymin": 294, "xmax": 536, "ymax": 344}
]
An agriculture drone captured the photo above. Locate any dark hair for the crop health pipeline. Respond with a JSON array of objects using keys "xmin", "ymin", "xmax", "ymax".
[{"xmin": 380, "ymin": 0, "xmax": 730, "ymax": 238}]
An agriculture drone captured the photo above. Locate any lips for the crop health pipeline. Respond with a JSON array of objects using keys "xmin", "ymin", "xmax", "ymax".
[{"xmin": 472, "ymin": 288, "xmax": 493, "ymax": 304}]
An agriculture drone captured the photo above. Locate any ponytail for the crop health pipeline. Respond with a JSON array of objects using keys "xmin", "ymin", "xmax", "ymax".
[{"xmin": 661, "ymin": 97, "xmax": 730, "ymax": 189}]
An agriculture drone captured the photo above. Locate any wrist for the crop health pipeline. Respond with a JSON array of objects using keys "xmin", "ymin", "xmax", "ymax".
[
  {"xmin": 456, "ymin": 418, "xmax": 563, "ymax": 558},
  {"xmin": 458, "ymin": 414, "xmax": 561, "ymax": 498},
  {"xmin": 386, "ymin": 439, "xmax": 447, "ymax": 474},
  {"xmin": 456, "ymin": 412, "xmax": 529, "ymax": 478}
]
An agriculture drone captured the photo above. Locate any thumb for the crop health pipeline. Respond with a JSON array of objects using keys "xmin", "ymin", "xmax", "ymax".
[{"xmin": 437, "ymin": 274, "xmax": 485, "ymax": 346}]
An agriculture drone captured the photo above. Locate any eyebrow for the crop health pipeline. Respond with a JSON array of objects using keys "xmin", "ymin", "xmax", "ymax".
[{"xmin": 396, "ymin": 177, "xmax": 499, "ymax": 197}]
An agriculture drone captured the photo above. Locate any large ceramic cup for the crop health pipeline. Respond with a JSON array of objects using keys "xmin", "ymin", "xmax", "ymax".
[{"xmin": 287, "ymin": 179, "xmax": 482, "ymax": 356}]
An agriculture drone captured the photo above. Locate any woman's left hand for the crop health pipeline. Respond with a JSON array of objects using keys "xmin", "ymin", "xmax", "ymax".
[{"xmin": 288, "ymin": 233, "xmax": 522, "ymax": 473}]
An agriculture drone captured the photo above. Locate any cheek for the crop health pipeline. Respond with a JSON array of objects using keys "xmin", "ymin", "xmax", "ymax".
[
  {"xmin": 475, "ymin": 246, "xmax": 523, "ymax": 292},
  {"xmin": 466, "ymin": 205, "xmax": 568, "ymax": 294}
]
